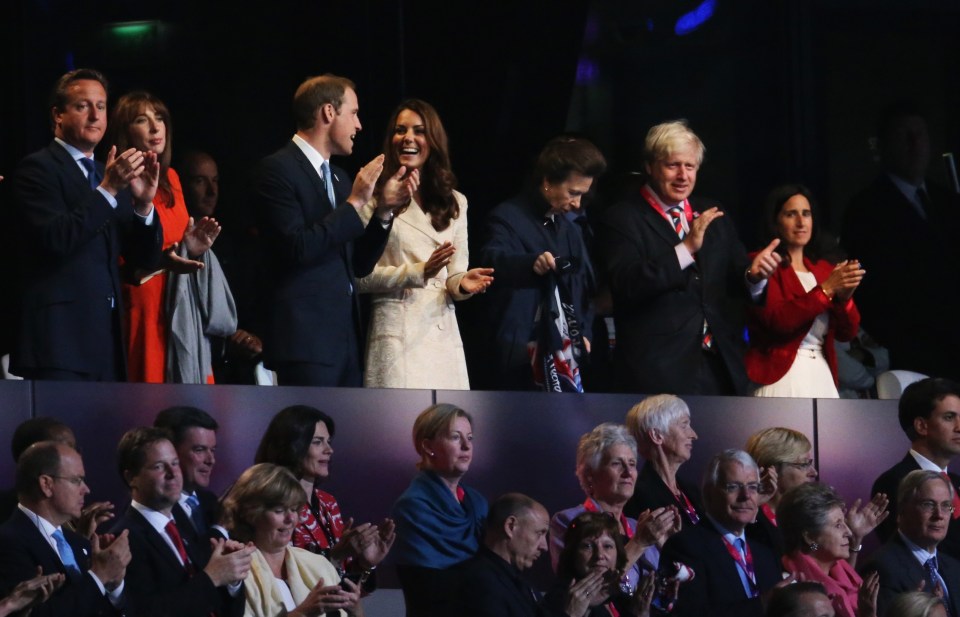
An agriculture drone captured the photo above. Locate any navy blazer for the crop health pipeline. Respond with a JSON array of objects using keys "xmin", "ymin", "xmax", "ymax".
[
  {"xmin": 624, "ymin": 461, "xmax": 704, "ymax": 526},
  {"xmin": 860, "ymin": 532, "xmax": 960, "ymax": 617},
  {"xmin": 476, "ymin": 191, "xmax": 595, "ymax": 390},
  {"xmin": 660, "ymin": 518, "xmax": 782, "ymax": 617},
  {"xmin": 111, "ymin": 505, "xmax": 240, "ymax": 617},
  {"xmin": 0, "ymin": 508, "xmax": 121, "ymax": 617},
  {"xmin": 10, "ymin": 141, "xmax": 162, "ymax": 379},
  {"xmin": 254, "ymin": 141, "xmax": 390, "ymax": 385},
  {"xmin": 872, "ymin": 454, "xmax": 960, "ymax": 560},
  {"xmin": 599, "ymin": 194, "xmax": 751, "ymax": 395}
]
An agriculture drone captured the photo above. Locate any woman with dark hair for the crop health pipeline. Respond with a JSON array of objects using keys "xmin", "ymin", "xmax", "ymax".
[
  {"xmin": 392, "ymin": 403, "xmax": 487, "ymax": 616},
  {"xmin": 746, "ymin": 183, "xmax": 863, "ymax": 398},
  {"xmin": 357, "ymin": 99, "xmax": 493, "ymax": 389},
  {"xmin": 221, "ymin": 463, "xmax": 364, "ymax": 616},
  {"xmin": 107, "ymin": 91, "xmax": 231, "ymax": 383},
  {"xmin": 544, "ymin": 512, "xmax": 656, "ymax": 617},
  {"xmin": 254, "ymin": 406, "xmax": 394, "ymax": 586},
  {"xmin": 478, "ymin": 135, "xmax": 607, "ymax": 390}
]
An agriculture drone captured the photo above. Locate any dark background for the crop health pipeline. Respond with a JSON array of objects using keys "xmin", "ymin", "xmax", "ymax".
[{"xmin": 3, "ymin": 0, "xmax": 959, "ymax": 244}]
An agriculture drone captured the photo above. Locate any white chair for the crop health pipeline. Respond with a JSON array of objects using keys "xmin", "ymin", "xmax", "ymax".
[{"xmin": 876, "ymin": 370, "xmax": 929, "ymax": 399}]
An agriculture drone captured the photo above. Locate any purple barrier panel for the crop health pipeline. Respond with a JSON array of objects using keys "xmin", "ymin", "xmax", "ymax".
[
  {"xmin": 0, "ymin": 381, "xmax": 33, "ymax": 486},
  {"xmin": 815, "ymin": 397, "xmax": 902, "ymax": 557}
]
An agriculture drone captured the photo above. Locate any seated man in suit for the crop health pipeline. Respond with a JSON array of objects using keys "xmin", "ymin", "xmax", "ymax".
[
  {"xmin": 660, "ymin": 449, "xmax": 783, "ymax": 617},
  {"xmin": 872, "ymin": 377, "xmax": 960, "ymax": 559},
  {"xmin": 154, "ymin": 406, "xmax": 226, "ymax": 540},
  {"xmin": 10, "ymin": 68, "xmax": 163, "ymax": 382},
  {"xmin": 1, "ymin": 417, "xmax": 77, "ymax": 523},
  {"xmin": 111, "ymin": 427, "xmax": 254, "ymax": 617},
  {"xmin": 254, "ymin": 74, "xmax": 415, "ymax": 387},
  {"xmin": 861, "ymin": 470, "xmax": 960, "ymax": 616},
  {"xmin": 598, "ymin": 120, "xmax": 781, "ymax": 395},
  {"xmin": 0, "ymin": 441, "xmax": 129, "ymax": 617},
  {"xmin": 842, "ymin": 101, "xmax": 960, "ymax": 380}
]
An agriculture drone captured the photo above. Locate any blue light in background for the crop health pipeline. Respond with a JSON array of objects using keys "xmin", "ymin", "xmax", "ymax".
[{"xmin": 675, "ymin": 0, "xmax": 716, "ymax": 36}]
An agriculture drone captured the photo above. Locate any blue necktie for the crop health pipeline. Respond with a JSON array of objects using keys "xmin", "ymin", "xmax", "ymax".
[
  {"xmin": 321, "ymin": 160, "xmax": 336, "ymax": 207},
  {"xmin": 78, "ymin": 157, "xmax": 100, "ymax": 190},
  {"xmin": 185, "ymin": 493, "xmax": 207, "ymax": 535},
  {"xmin": 52, "ymin": 528, "xmax": 81, "ymax": 576}
]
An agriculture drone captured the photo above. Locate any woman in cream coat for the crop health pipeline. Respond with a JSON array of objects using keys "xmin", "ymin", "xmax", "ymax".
[{"xmin": 358, "ymin": 99, "xmax": 493, "ymax": 389}]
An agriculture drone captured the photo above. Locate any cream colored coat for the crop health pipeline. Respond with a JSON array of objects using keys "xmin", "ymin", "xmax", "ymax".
[
  {"xmin": 358, "ymin": 192, "xmax": 473, "ymax": 389},
  {"xmin": 243, "ymin": 546, "xmax": 345, "ymax": 617}
]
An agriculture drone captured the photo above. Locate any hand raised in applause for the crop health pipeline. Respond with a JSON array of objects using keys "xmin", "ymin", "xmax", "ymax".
[
  {"xmin": 101, "ymin": 147, "xmax": 145, "ymax": 195},
  {"xmin": 564, "ymin": 568, "xmax": 609, "ymax": 617},
  {"xmin": 71, "ymin": 500, "xmax": 115, "ymax": 538},
  {"xmin": 424, "ymin": 242, "xmax": 456, "ymax": 279},
  {"xmin": 182, "ymin": 216, "xmax": 221, "ymax": 258},
  {"xmin": 377, "ymin": 166, "xmax": 420, "ymax": 215},
  {"xmin": 0, "ymin": 567, "xmax": 65, "ymax": 616},
  {"xmin": 290, "ymin": 576, "xmax": 363, "ymax": 617},
  {"xmin": 204, "ymin": 538, "xmax": 255, "ymax": 587},
  {"xmin": 821, "ymin": 260, "xmax": 865, "ymax": 302},
  {"xmin": 347, "ymin": 154, "xmax": 386, "ymax": 209},
  {"xmin": 681, "ymin": 207, "xmax": 724, "ymax": 254},
  {"xmin": 460, "ymin": 268, "xmax": 494, "ymax": 294},
  {"xmin": 128, "ymin": 150, "xmax": 160, "ymax": 215},
  {"xmin": 89, "ymin": 529, "xmax": 131, "ymax": 591}
]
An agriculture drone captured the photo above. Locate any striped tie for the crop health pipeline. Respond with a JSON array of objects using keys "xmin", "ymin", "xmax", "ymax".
[{"xmin": 667, "ymin": 206, "xmax": 685, "ymax": 239}]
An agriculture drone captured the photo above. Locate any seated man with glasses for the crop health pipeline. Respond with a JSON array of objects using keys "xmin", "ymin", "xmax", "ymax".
[
  {"xmin": 659, "ymin": 449, "xmax": 784, "ymax": 617},
  {"xmin": 861, "ymin": 470, "xmax": 960, "ymax": 617}
]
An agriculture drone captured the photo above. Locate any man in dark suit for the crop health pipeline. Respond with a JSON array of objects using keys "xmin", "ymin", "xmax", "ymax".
[
  {"xmin": 476, "ymin": 136, "xmax": 606, "ymax": 390},
  {"xmin": 861, "ymin": 470, "xmax": 960, "ymax": 617},
  {"xmin": 254, "ymin": 74, "xmax": 415, "ymax": 387},
  {"xmin": 9, "ymin": 68, "xmax": 163, "ymax": 381},
  {"xmin": 457, "ymin": 493, "xmax": 582, "ymax": 617},
  {"xmin": 154, "ymin": 406, "xmax": 225, "ymax": 540},
  {"xmin": 111, "ymin": 427, "xmax": 253, "ymax": 617},
  {"xmin": 599, "ymin": 120, "xmax": 780, "ymax": 395},
  {"xmin": 660, "ymin": 449, "xmax": 783, "ymax": 617},
  {"xmin": 0, "ymin": 441, "xmax": 129, "ymax": 616},
  {"xmin": 842, "ymin": 102, "xmax": 960, "ymax": 380},
  {"xmin": 872, "ymin": 377, "xmax": 960, "ymax": 560}
]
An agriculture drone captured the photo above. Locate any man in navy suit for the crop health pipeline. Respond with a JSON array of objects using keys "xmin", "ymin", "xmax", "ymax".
[
  {"xmin": 599, "ymin": 120, "xmax": 780, "ymax": 395},
  {"xmin": 872, "ymin": 377, "xmax": 960, "ymax": 560},
  {"xmin": 0, "ymin": 441, "xmax": 129, "ymax": 616},
  {"xmin": 861, "ymin": 470, "xmax": 960, "ymax": 617},
  {"xmin": 111, "ymin": 427, "xmax": 254, "ymax": 617},
  {"xmin": 255, "ymin": 74, "xmax": 416, "ymax": 387},
  {"xmin": 9, "ymin": 68, "xmax": 163, "ymax": 381}
]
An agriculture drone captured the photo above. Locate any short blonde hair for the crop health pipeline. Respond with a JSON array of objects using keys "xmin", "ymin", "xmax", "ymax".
[
  {"xmin": 643, "ymin": 120, "xmax": 705, "ymax": 166},
  {"xmin": 221, "ymin": 463, "xmax": 306, "ymax": 543},
  {"xmin": 745, "ymin": 427, "xmax": 811, "ymax": 469},
  {"xmin": 412, "ymin": 403, "xmax": 473, "ymax": 469}
]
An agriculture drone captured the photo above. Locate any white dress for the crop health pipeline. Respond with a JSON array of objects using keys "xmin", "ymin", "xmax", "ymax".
[{"xmin": 357, "ymin": 191, "xmax": 473, "ymax": 389}]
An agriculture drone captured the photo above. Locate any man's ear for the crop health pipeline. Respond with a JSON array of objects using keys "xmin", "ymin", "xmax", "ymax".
[
  {"xmin": 38, "ymin": 474, "xmax": 55, "ymax": 499},
  {"xmin": 503, "ymin": 515, "xmax": 518, "ymax": 539},
  {"xmin": 319, "ymin": 103, "xmax": 336, "ymax": 124},
  {"xmin": 915, "ymin": 416, "xmax": 929, "ymax": 439}
]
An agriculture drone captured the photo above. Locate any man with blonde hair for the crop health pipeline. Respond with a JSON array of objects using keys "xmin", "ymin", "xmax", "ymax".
[{"xmin": 600, "ymin": 120, "xmax": 781, "ymax": 395}]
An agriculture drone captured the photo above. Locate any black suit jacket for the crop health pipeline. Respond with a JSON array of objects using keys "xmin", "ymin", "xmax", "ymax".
[
  {"xmin": 0, "ymin": 509, "xmax": 120, "ymax": 617},
  {"xmin": 10, "ymin": 141, "xmax": 162, "ymax": 379},
  {"xmin": 624, "ymin": 461, "xmax": 704, "ymax": 526},
  {"xmin": 859, "ymin": 532, "xmax": 960, "ymax": 617},
  {"xmin": 842, "ymin": 175, "xmax": 960, "ymax": 379},
  {"xmin": 111, "ymin": 505, "xmax": 240, "ymax": 617},
  {"xmin": 475, "ymin": 191, "xmax": 595, "ymax": 390},
  {"xmin": 254, "ymin": 141, "xmax": 390, "ymax": 386},
  {"xmin": 871, "ymin": 454, "xmax": 960, "ymax": 560},
  {"xmin": 455, "ymin": 547, "xmax": 561, "ymax": 617},
  {"xmin": 599, "ymin": 194, "xmax": 751, "ymax": 395},
  {"xmin": 660, "ymin": 518, "xmax": 782, "ymax": 617}
]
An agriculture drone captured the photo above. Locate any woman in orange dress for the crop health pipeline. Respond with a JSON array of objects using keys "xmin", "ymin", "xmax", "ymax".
[{"xmin": 108, "ymin": 92, "xmax": 222, "ymax": 382}]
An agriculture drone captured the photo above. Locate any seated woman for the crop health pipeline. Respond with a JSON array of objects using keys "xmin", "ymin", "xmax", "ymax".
[
  {"xmin": 624, "ymin": 394, "xmax": 703, "ymax": 526},
  {"xmin": 392, "ymin": 403, "xmax": 487, "ymax": 617},
  {"xmin": 357, "ymin": 99, "xmax": 493, "ymax": 389},
  {"xmin": 779, "ymin": 483, "xmax": 880, "ymax": 617},
  {"xmin": 544, "ymin": 511, "xmax": 655, "ymax": 617},
  {"xmin": 747, "ymin": 183, "xmax": 862, "ymax": 398},
  {"xmin": 550, "ymin": 423, "xmax": 678, "ymax": 596},
  {"xmin": 221, "ymin": 463, "xmax": 363, "ymax": 617},
  {"xmin": 254, "ymin": 406, "xmax": 394, "ymax": 587},
  {"xmin": 747, "ymin": 427, "xmax": 887, "ymax": 563}
]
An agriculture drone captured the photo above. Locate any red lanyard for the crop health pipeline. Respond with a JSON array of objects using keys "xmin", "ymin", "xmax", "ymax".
[
  {"xmin": 761, "ymin": 503, "xmax": 778, "ymax": 527},
  {"xmin": 639, "ymin": 185, "xmax": 694, "ymax": 228},
  {"xmin": 582, "ymin": 498, "xmax": 633, "ymax": 538},
  {"xmin": 675, "ymin": 490, "xmax": 700, "ymax": 525},
  {"xmin": 721, "ymin": 535, "xmax": 758, "ymax": 597},
  {"xmin": 605, "ymin": 601, "xmax": 621, "ymax": 617}
]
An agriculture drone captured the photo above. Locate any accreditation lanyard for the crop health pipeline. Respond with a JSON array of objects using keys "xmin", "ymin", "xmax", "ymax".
[
  {"xmin": 583, "ymin": 498, "xmax": 634, "ymax": 539},
  {"xmin": 721, "ymin": 535, "xmax": 759, "ymax": 598},
  {"xmin": 639, "ymin": 185, "xmax": 694, "ymax": 229},
  {"xmin": 761, "ymin": 503, "xmax": 777, "ymax": 527},
  {"xmin": 675, "ymin": 490, "xmax": 700, "ymax": 525}
]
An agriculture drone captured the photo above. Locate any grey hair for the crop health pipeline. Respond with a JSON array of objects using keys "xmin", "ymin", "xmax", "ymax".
[
  {"xmin": 898, "ymin": 469, "xmax": 954, "ymax": 512},
  {"xmin": 575, "ymin": 423, "xmax": 637, "ymax": 495},
  {"xmin": 702, "ymin": 449, "xmax": 759, "ymax": 493},
  {"xmin": 886, "ymin": 592, "xmax": 946, "ymax": 617},
  {"xmin": 625, "ymin": 394, "xmax": 691, "ymax": 449},
  {"xmin": 778, "ymin": 483, "xmax": 846, "ymax": 554}
]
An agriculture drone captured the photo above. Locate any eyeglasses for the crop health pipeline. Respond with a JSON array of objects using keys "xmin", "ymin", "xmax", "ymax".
[
  {"xmin": 722, "ymin": 482, "xmax": 761, "ymax": 495},
  {"xmin": 46, "ymin": 475, "xmax": 86, "ymax": 487},
  {"xmin": 780, "ymin": 460, "xmax": 815, "ymax": 470},
  {"xmin": 914, "ymin": 500, "xmax": 956, "ymax": 515}
]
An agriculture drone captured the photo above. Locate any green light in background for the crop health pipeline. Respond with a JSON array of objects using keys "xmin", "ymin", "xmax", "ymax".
[{"xmin": 107, "ymin": 21, "xmax": 157, "ymax": 40}]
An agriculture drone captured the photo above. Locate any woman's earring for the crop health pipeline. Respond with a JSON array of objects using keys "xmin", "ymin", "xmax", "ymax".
[{"xmin": 807, "ymin": 542, "xmax": 820, "ymax": 552}]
